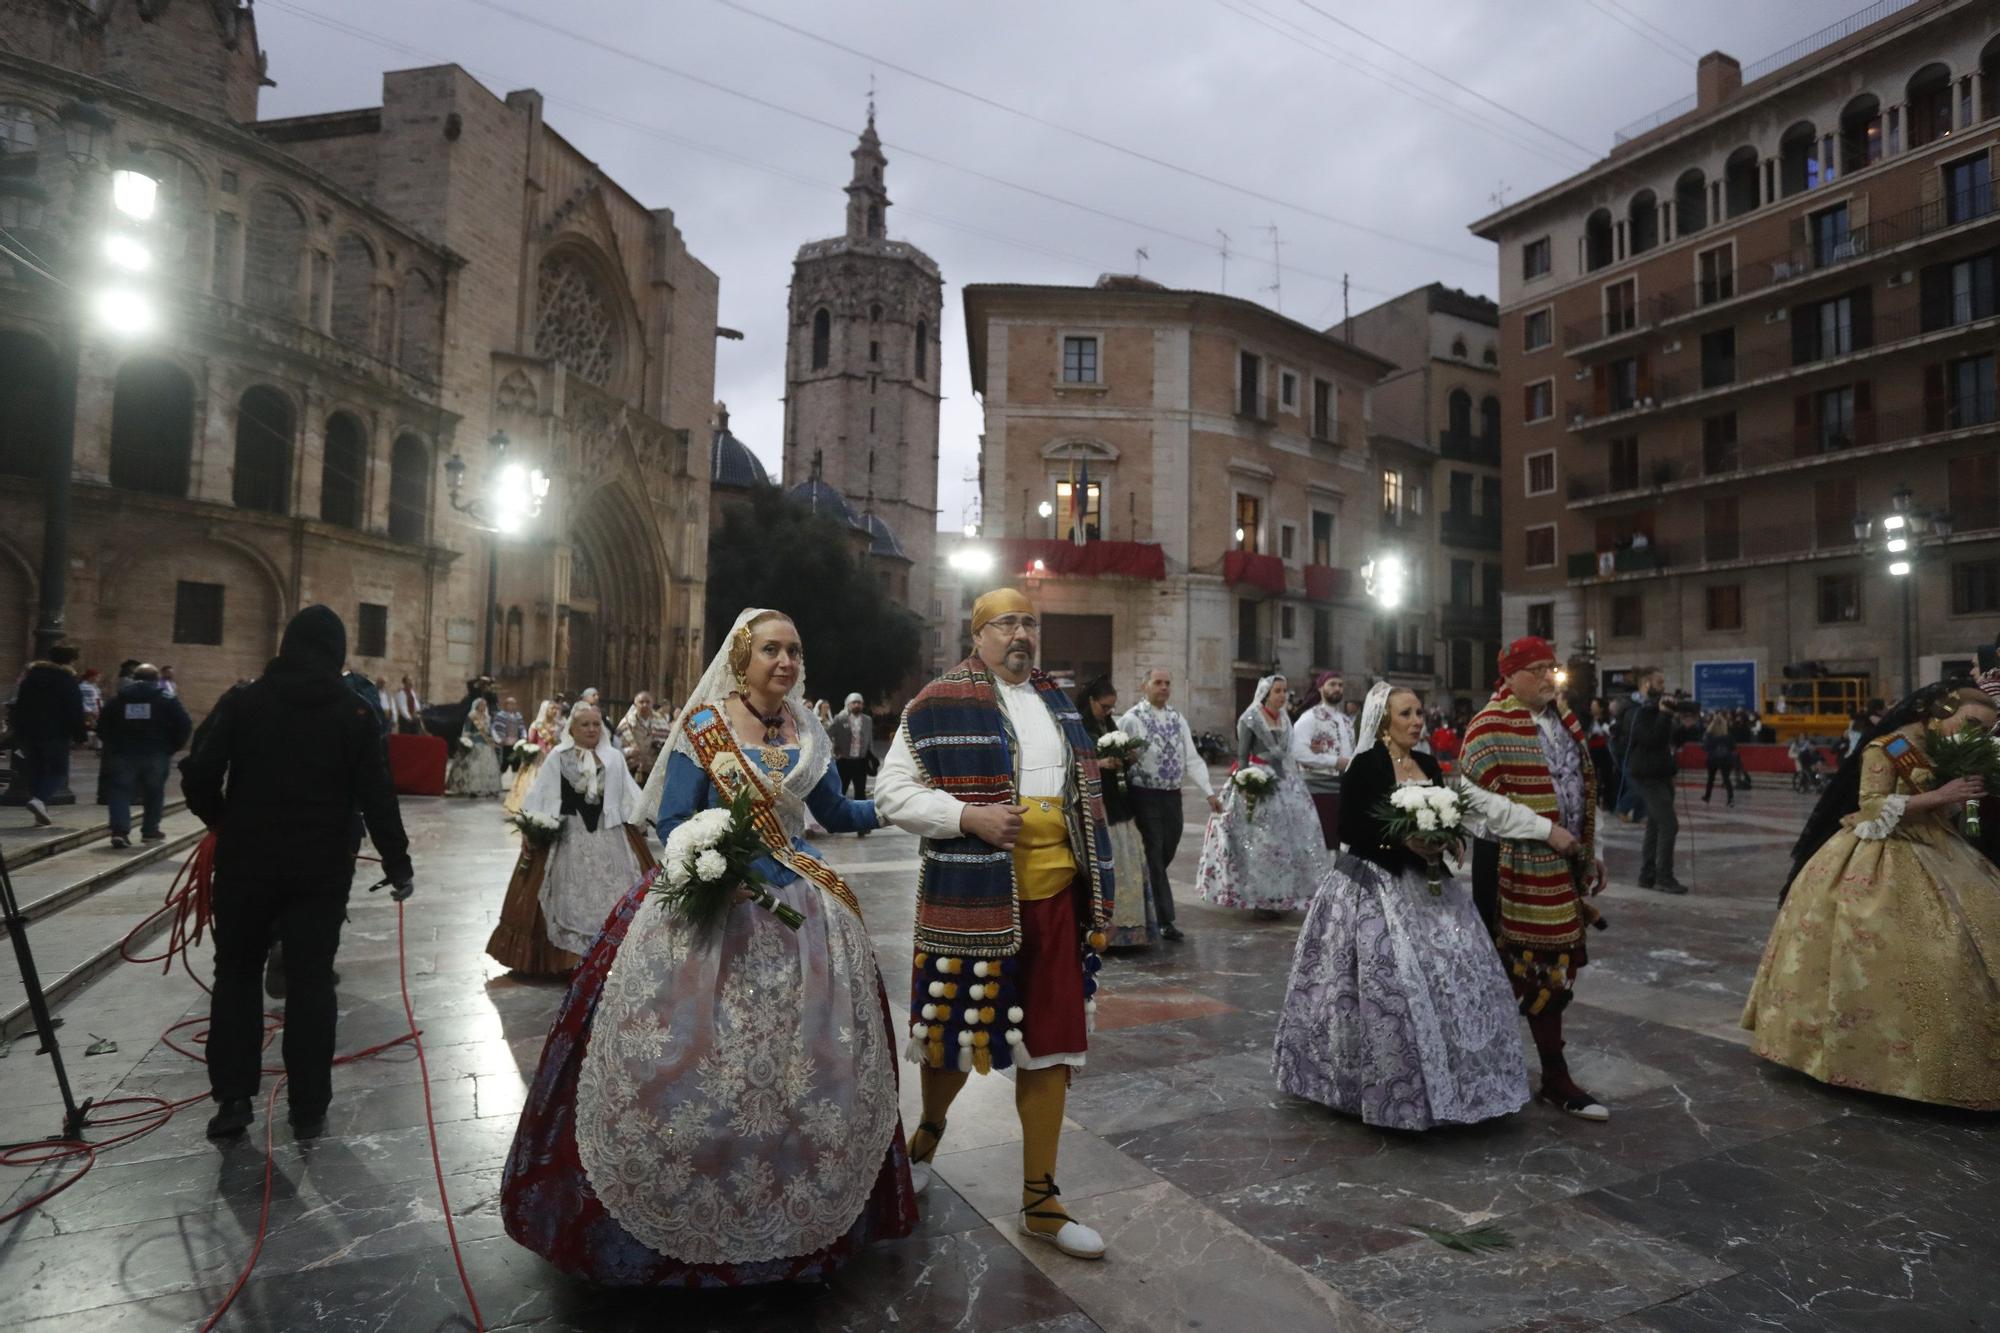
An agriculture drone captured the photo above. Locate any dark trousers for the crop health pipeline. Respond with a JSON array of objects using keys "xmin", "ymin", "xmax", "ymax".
[
  {"xmin": 1592, "ymin": 750, "xmax": 1617, "ymax": 808},
  {"xmin": 19, "ymin": 739, "xmax": 69, "ymax": 803},
  {"xmin": 1635, "ymin": 776, "xmax": 1680, "ymax": 883},
  {"xmin": 1308, "ymin": 790, "xmax": 1341, "ymax": 850},
  {"xmin": 208, "ymin": 875, "xmax": 352, "ymax": 1112},
  {"xmin": 1703, "ymin": 759, "xmax": 1735, "ymax": 802},
  {"xmin": 1128, "ymin": 787, "xmax": 1184, "ymax": 927},
  {"xmin": 106, "ymin": 750, "xmax": 171, "ymax": 837},
  {"xmin": 836, "ymin": 756, "xmax": 870, "ymax": 801}
]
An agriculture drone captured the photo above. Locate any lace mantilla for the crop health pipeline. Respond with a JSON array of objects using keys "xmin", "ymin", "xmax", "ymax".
[{"xmin": 572, "ymin": 888, "xmax": 897, "ymax": 1264}]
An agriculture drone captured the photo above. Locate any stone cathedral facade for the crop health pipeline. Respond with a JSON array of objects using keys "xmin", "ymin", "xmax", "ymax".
[{"xmin": 781, "ymin": 114, "xmax": 943, "ymax": 635}]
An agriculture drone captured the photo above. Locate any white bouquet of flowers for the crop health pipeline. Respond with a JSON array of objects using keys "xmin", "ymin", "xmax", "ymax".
[
  {"xmin": 507, "ymin": 738, "xmax": 540, "ymax": 772},
  {"xmin": 506, "ymin": 810, "xmax": 565, "ymax": 849},
  {"xmin": 1231, "ymin": 760, "xmax": 1277, "ymax": 820},
  {"xmin": 1374, "ymin": 783, "xmax": 1466, "ymax": 895},
  {"xmin": 652, "ymin": 788, "xmax": 801, "ymax": 937},
  {"xmin": 1094, "ymin": 729, "xmax": 1147, "ymax": 765}
]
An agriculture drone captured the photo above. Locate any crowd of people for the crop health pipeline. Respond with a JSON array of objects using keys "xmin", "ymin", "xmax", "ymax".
[{"xmin": 9, "ymin": 597, "xmax": 1995, "ymax": 1288}]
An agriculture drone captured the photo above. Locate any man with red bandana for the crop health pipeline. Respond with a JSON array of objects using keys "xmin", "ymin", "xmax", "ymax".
[{"xmin": 1460, "ymin": 637, "xmax": 1611, "ymax": 1122}]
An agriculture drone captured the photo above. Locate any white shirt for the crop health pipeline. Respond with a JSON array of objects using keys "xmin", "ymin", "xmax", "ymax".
[
  {"xmin": 1290, "ymin": 702, "xmax": 1355, "ymax": 791},
  {"xmin": 876, "ymin": 675, "xmax": 1073, "ymax": 839}
]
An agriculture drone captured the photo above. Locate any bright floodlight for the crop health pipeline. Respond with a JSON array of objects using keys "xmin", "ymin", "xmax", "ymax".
[
  {"xmin": 1037, "ymin": 500, "xmax": 1053, "ymax": 518},
  {"xmin": 1886, "ymin": 536, "xmax": 1908, "ymax": 553},
  {"xmin": 1234, "ymin": 526, "xmax": 1246, "ymax": 543},
  {"xmin": 1032, "ymin": 558, "xmax": 1047, "ymax": 572},
  {"xmin": 948, "ymin": 547, "xmax": 995, "ymax": 574},
  {"xmin": 1364, "ymin": 552, "xmax": 1407, "ymax": 610},
  {"xmin": 93, "ymin": 286, "xmax": 154, "ymax": 335},
  {"xmin": 111, "ymin": 169, "xmax": 157, "ymax": 220},
  {"xmin": 530, "ymin": 467, "xmax": 551, "ymax": 500},
  {"xmin": 103, "ymin": 233, "xmax": 151, "ymax": 272},
  {"xmin": 1882, "ymin": 514, "xmax": 1907, "ymax": 532},
  {"xmin": 962, "ymin": 522, "xmax": 977, "ymax": 538},
  {"xmin": 1889, "ymin": 560, "xmax": 1912, "ymax": 576},
  {"xmin": 490, "ymin": 462, "xmax": 534, "ymax": 533}
]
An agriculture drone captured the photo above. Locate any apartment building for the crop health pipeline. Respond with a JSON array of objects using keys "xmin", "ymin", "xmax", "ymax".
[
  {"xmin": 1345, "ymin": 284, "xmax": 1507, "ymax": 714},
  {"xmin": 961, "ymin": 276, "xmax": 1394, "ymax": 731},
  {"xmin": 1470, "ymin": 0, "xmax": 2000, "ymax": 702}
]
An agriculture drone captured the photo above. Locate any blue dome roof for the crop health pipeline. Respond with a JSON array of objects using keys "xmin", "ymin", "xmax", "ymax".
[
  {"xmin": 865, "ymin": 513, "xmax": 909, "ymax": 560},
  {"xmin": 788, "ymin": 477, "xmax": 867, "ymax": 530},
  {"xmin": 710, "ymin": 424, "xmax": 771, "ymax": 490}
]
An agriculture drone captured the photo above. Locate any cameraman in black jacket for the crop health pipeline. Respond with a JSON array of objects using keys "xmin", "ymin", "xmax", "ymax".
[
  {"xmin": 180, "ymin": 606, "xmax": 413, "ymax": 1140},
  {"xmin": 1624, "ymin": 667, "xmax": 1686, "ymax": 894}
]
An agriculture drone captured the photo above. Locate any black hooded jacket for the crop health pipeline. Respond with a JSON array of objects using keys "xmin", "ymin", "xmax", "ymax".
[{"xmin": 179, "ymin": 606, "xmax": 412, "ymax": 887}]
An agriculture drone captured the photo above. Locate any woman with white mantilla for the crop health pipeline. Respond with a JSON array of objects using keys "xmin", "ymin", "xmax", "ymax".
[
  {"xmin": 527, "ymin": 703, "xmax": 651, "ymax": 958},
  {"xmin": 1196, "ymin": 674, "xmax": 1324, "ymax": 914}
]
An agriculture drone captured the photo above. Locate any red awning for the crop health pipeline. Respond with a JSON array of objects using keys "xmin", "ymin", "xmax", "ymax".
[
  {"xmin": 1223, "ymin": 550, "xmax": 1286, "ymax": 594},
  {"xmin": 993, "ymin": 538, "xmax": 1167, "ymax": 580},
  {"xmin": 1303, "ymin": 564, "xmax": 1352, "ymax": 602}
]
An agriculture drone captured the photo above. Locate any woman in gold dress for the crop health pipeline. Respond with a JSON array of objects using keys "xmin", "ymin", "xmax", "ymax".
[{"xmin": 1743, "ymin": 682, "xmax": 1998, "ymax": 1109}]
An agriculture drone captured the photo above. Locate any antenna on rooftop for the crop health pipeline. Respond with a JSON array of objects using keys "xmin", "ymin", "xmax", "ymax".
[
  {"xmin": 1135, "ymin": 245, "xmax": 1150, "ymax": 276},
  {"xmin": 1217, "ymin": 229, "xmax": 1231, "ymax": 294},
  {"xmin": 1262, "ymin": 224, "xmax": 1284, "ymax": 314}
]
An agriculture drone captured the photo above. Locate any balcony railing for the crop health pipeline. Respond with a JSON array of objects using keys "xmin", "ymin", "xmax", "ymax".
[
  {"xmin": 1566, "ymin": 545, "xmax": 1671, "ymax": 579},
  {"xmin": 1438, "ymin": 428, "xmax": 1501, "ymax": 464},
  {"xmin": 1440, "ymin": 510, "xmax": 1502, "ymax": 548},
  {"xmin": 1385, "ymin": 652, "xmax": 1436, "ymax": 676},
  {"xmin": 1565, "ymin": 399, "xmax": 1999, "ymax": 504},
  {"xmin": 1565, "ymin": 297, "xmax": 1999, "ymax": 430},
  {"xmin": 1560, "ymin": 187, "xmax": 1998, "ymax": 351}
]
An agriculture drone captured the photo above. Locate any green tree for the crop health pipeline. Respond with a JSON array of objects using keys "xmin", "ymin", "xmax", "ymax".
[{"xmin": 704, "ymin": 487, "xmax": 922, "ymax": 705}]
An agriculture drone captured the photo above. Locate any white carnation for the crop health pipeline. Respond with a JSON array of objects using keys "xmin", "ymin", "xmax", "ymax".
[
  {"xmin": 1437, "ymin": 806, "xmax": 1461, "ymax": 828},
  {"xmin": 695, "ymin": 848, "xmax": 729, "ymax": 882},
  {"xmin": 1390, "ymin": 787, "xmax": 1422, "ymax": 811},
  {"xmin": 665, "ymin": 858, "xmax": 692, "ymax": 889},
  {"xmin": 1415, "ymin": 807, "xmax": 1439, "ymax": 832},
  {"xmin": 664, "ymin": 826, "xmax": 694, "ymax": 863},
  {"xmin": 1099, "ymin": 730, "xmax": 1131, "ymax": 748}
]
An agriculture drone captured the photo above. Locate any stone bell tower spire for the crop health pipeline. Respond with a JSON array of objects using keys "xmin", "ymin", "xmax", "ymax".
[{"xmin": 844, "ymin": 108, "xmax": 889, "ymax": 242}]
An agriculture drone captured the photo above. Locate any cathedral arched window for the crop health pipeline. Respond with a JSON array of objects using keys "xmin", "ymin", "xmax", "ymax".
[
  {"xmin": 811, "ymin": 307, "xmax": 830, "ymax": 370},
  {"xmin": 915, "ymin": 319, "xmax": 928, "ymax": 380},
  {"xmin": 533, "ymin": 250, "xmax": 619, "ymax": 387},
  {"xmin": 867, "ymin": 204, "xmax": 882, "ymax": 239},
  {"xmin": 870, "ymin": 303, "xmax": 883, "ymax": 323}
]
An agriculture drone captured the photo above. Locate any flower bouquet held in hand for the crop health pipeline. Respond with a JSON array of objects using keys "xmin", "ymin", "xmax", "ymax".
[
  {"xmin": 652, "ymin": 786, "xmax": 803, "ymax": 936},
  {"xmin": 507, "ymin": 810, "xmax": 565, "ymax": 849},
  {"xmin": 1231, "ymin": 760, "xmax": 1277, "ymax": 820},
  {"xmin": 1093, "ymin": 730, "xmax": 1147, "ymax": 767},
  {"xmin": 1926, "ymin": 718, "xmax": 1999, "ymax": 838},
  {"xmin": 1372, "ymin": 783, "xmax": 1466, "ymax": 896},
  {"xmin": 507, "ymin": 738, "xmax": 539, "ymax": 772}
]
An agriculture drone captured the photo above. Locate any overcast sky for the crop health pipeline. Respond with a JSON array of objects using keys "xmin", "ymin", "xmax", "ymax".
[{"xmin": 256, "ymin": 0, "xmax": 1845, "ymax": 532}]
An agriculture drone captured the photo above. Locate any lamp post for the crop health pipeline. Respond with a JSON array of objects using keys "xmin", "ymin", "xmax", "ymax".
[
  {"xmin": 1362, "ymin": 551, "xmax": 1407, "ymax": 675},
  {"xmin": 1853, "ymin": 485, "xmax": 1953, "ymax": 699},
  {"xmin": 444, "ymin": 430, "xmax": 550, "ymax": 678}
]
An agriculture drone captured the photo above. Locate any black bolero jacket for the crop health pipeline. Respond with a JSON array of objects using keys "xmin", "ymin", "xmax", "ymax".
[{"xmin": 1337, "ymin": 744, "xmax": 1445, "ymax": 878}]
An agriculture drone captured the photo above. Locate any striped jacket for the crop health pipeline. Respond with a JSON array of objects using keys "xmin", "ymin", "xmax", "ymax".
[{"xmin": 1459, "ymin": 688, "xmax": 1597, "ymax": 952}]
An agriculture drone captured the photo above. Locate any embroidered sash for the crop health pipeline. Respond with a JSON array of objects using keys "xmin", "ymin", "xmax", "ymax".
[{"xmin": 682, "ymin": 706, "xmax": 864, "ymax": 922}]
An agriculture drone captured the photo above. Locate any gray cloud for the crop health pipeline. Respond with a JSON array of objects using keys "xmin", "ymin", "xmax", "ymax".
[{"xmin": 257, "ymin": 0, "xmax": 1841, "ymax": 531}]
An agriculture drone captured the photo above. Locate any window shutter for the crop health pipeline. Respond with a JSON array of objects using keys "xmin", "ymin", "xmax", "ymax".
[
  {"xmin": 1851, "ymin": 285, "xmax": 1873, "ymax": 347},
  {"xmin": 1848, "ymin": 193, "xmax": 1869, "ymax": 231},
  {"xmin": 1854, "ymin": 380, "xmax": 1875, "ymax": 445},
  {"xmin": 1793, "ymin": 393, "xmax": 1814, "ymax": 457},
  {"xmin": 1921, "ymin": 162, "xmax": 1943, "ymax": 210},
  {"xmin": 1924, "ymin": 363, "xmax": 1946, "ymax": 431},
  {"xmin": 1592, "ymin": 364, "xmax": 1608, "ymax": 416},
  {"xmin": 1791, "ymin": 303, "xmax": 1812, "ymax": 364}
]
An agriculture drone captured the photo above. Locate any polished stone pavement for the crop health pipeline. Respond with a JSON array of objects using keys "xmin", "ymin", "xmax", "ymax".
[{"xmin": 2, "ymin": 777, "xmax": 1996, "ymax": 1331}]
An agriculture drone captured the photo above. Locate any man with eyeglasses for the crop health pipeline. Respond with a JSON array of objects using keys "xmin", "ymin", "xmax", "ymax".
[
  {"xmin": 875, "ymin": 587, "xmax": 1115, "ymax": 1260},
  {"xmin": 1461, "ymin": 636, "xmax": 1611, "ymax": 1124}
]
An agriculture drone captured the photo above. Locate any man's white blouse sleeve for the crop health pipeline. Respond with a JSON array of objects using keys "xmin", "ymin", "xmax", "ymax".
[
  {"xmin": 874, "ymin": 727, "xmax": 967, "ymax": 839},
  {"xmin": 1180, "ymin": 717, "xmax": 1215, "ymax": 797}
]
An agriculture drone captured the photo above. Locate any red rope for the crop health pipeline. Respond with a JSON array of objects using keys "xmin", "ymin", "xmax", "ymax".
[{"xmin": 0, "ymin": 837, "xmax": 484, "ymax": 1329}]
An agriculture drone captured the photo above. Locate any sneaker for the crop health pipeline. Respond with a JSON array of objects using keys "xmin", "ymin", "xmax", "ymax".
[
  {"xmin": 206, "ymin": 1098, "xmax": 254, "ymax": 1139},
  {"xmin": 26, "ymin": 798, "xmax": 51, "ymax": 827},
  {"xmin": 109, "ymin": 834, "xmax": 131, "ymax": 849}
]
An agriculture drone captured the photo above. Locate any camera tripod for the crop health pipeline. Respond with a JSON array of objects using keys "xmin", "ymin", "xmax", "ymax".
[{"xmin": 0, "ymin": 843, "xmax": 92, "ymax": 1143}]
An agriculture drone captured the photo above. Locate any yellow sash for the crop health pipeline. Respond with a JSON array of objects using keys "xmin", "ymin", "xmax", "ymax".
[{"xmin": 1013, "ymin": 795, "xmax": 1077, "ymax": 902}]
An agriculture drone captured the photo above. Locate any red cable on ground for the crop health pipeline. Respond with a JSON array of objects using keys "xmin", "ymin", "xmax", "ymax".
[{"xmin": 0, "ymin": 837, "xmax": 485, "ymax": 1330}]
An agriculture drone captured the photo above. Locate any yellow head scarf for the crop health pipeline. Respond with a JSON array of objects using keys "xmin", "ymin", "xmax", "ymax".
[{"xmin": 969, "ymin": 587, "xmax": 1034, "ymax": 635}]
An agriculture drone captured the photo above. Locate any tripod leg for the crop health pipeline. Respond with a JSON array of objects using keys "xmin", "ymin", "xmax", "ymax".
[{"xmin": 0, "ymin": 846, "xmax": 90, "ymax": 1140}]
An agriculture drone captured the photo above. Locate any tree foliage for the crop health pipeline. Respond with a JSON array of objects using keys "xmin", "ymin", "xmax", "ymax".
[{"xmin": 704, "ymin": 488, "xmax": 923, "ymax": 707}]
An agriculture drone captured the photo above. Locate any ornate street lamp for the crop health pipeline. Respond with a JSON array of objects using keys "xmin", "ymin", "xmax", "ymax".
[
  {"xmin": 445, "ymin": 430, "xmax": 550, "ymax": 677},
  {"xmin": 1363, "ymin": 551, "xmax": 1409, "ymax": 677},
  {"xmin": 1854, "ymin": 486, "xmax": 1954, "ymax": 698}
]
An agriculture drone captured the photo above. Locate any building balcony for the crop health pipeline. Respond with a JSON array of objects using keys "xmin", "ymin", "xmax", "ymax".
[
  {"xmin": 1438, "ymin": 428, "xmax": 1500, "ymax": 465},
  {"xmin": 1566, "ymin": 544, "xmax": 1671, "ymax": 580},
  {"xmin": 1565, "ymin": 402, "xmax": 1999, "ymax": 509},
  {"xmin": 1567, "ymin": 514, "xmax": 2000, "ymax": 587},
  {"xmin": 1440, "ymin": 509, "xmax": 1501, "ymax": 549},
  {"xmin": 1385, "ymin": 651, "xmax": 1435, "ymax": 676},
  {"xmin": 1440, "ymin": 599, "xmax": 1497, "ymax": 634},
  {"xmin": 993, "ymin": 537, "xmax": 1168, "ymax": 580},
  {"xmin": 1560, "ymin": 187, "xmax": 2000, "ymax": 356},
  {"xmin": 1563, "ymin": 302, "xmax": 2000, "ymax": 433},
  {"xmin": 1234, "ymin": 636, "xmax": 1278, "ymax": 670}
]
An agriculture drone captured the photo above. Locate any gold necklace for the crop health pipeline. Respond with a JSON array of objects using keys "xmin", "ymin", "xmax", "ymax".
[{"xmin": 740, "ymin": 692, "xmax": 792, "ymax": 773}]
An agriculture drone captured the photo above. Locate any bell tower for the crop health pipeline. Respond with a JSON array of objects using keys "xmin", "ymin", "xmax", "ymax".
[{"xmin": 782, "ymin": 111, "xmax": 943, "ymax": 630}]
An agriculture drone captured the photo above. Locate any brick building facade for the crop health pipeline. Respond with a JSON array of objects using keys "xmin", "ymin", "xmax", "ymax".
[
  {"xmin": 961, "ymin": 277, "xmax": 1395, "ymax": 732},
  {"xmin": 0, "ymin": 1, "xmax": 716, "ymax": 716},
  {"xmin": 1471, "ymin": 0, "xmax": 2000, "ymax": 702}
]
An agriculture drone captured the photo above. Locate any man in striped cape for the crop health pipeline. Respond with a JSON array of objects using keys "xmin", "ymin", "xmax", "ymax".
[{"xmin": 1462, "ymin": 637, "xmax": 1611, "ymax": 1122}]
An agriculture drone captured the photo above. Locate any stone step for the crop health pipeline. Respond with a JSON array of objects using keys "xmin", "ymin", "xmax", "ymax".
[
  {"xmin": 0, "ymin": 848, "xmax": 199, "ymax": 1043},
  {"xmin": 1, "ymin": 810, "xmax": 208, "ymax": 935},
  {"xmin": 0, "ymin": 799, "xmax": 192, "ymax": 873}
]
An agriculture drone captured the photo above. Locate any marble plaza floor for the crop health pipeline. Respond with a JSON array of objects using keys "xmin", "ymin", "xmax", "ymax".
[{"xmin": 2, "ymin": 776, "xmax": 1997, "ymax": 1331}]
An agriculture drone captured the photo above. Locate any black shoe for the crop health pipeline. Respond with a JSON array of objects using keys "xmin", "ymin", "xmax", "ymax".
[
  {"xmin": 108, "ymin": 834, "xmax": 131, "ymax": 849},
  {"xmin": 207, "ymin": 1098, "xmax": 253, "ymax": 1139},
  {"xmin": 142, "ymin": 830, "xmax": 166, "ymax": 843},
  {"xmin": 288, "ymin": 1107, "xmax": 329, "ymax": 1140},
  {"xmin": 1161, "ymin": 925, "xmax": 1185, "ymax": 941},
  {"xmin": 1636, "ymin": 877, "xmax": 1655, "ymax": 889},
  {"xmin": 1646, "ymin": 879, "xmax": 1690, "ymax": 895}
]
